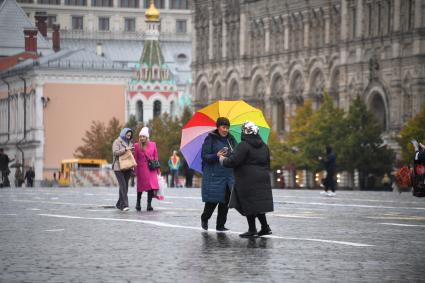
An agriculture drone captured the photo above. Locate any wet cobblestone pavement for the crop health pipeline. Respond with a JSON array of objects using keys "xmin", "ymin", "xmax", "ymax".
[{"xmin": 1, "ymin": 186, "xmax": 424, "ymax": 282}]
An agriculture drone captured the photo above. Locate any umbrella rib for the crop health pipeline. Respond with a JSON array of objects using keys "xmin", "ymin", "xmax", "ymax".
[{"xmin": 222, "ymin": 100, "xmax": 243, "ymax": 118}]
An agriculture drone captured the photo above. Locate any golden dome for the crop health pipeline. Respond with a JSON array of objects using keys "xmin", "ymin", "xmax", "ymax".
[{"xmin": 145, "ymin": 0, "xmax": 160, "ymax": 22}]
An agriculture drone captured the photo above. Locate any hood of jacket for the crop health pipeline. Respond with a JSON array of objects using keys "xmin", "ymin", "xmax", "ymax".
[
  {"xmin": 119, "ymin": 128, "xmax": 133, "ymax": 144},
  {"xmin": 241, "ymin": 133, "xmax": 263, "ymax": 148}
]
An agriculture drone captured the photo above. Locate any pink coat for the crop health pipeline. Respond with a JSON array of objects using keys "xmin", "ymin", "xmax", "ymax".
[{"xmin": 134, "ymin": 141, "xmax": 160, "ymax": 192}]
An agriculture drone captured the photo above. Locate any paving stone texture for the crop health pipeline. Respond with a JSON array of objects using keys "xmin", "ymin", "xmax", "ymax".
[{"xmin": 0, "ymin": 186, "xmax": 424, "ymax": 282}]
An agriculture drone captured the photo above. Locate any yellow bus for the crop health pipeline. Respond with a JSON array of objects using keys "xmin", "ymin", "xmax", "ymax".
[{"xmin": 58, "ymin": 158, "xmax": 108, "ymax": 187}]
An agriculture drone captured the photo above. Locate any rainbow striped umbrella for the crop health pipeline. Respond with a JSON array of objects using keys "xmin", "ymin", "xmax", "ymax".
[{"xmin": 180, "ymin": 100, "xmax": 270, "ymax": 173}]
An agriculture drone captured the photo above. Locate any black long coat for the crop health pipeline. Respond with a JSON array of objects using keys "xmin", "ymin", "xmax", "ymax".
[{"xmin": 222, "ymin": 134, "xmax": 273, "ymax": 216}]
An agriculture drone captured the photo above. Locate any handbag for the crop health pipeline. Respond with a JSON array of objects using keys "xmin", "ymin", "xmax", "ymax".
[
  {"xmin": 119, "ymin": 150, "xmax": 137, "ymax": 170},
  {"xmin": 143, "ymin": 151, "xmax": 160, "ymax": 170}
]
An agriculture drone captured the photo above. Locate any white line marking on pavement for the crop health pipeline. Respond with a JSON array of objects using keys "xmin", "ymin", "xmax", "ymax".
[
  {"xmin": 27, "ymin": 208, "xmax": 41, "ymax": 211},
  {"xmin": 38, "ymin": 213, "xmax": 374, "ymax": 247},
  {"xmin": 14, "ymin": 199, "xmax": 108, "ymax": 207},
  {"xmin": 272, "ymin": 213, "xmax": 324, "ymax": 219},
  {"xmin": 0, "ymin": 214, "xmax": 17, "ymax": 216},
  {"xmin": 281, "ymin": 201, "xmax": 425, "ymax": 211},
  {"xmin": 45, "ymin": 229, "xmax": 65, "ymax": 232},
  {"xmin": 379, "ymin": 223, "xmax": 425, "ymax": 227}
]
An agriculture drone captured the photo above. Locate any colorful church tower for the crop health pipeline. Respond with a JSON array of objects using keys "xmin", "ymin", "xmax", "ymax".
[{"xmin": 126, "ymin": 0, "xmax": 179, "ymax": 123}]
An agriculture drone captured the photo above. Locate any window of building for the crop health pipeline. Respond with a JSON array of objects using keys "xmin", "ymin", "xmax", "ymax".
[
  {"xmin": 65, "ymin": 0, "xmax": 87, "ymax": 6},
  {"xmin": 136, "ymin": 101, "xmax": 143, "ymax": 122},
  {"xmin": 37, "ymin": 0, "xmax": 61, "ymax": 4},
  {"xmin": 17, "ymin": 0, "xmax": 34, "ymax": 3},
  {"xmin": 120, "ymin": 0, "xmax": 139, "ymax": 8},
  {"xmin": 92, "ymin": 0, "xmax": 113, "ymax": 7},
  {"xmin": 153, "ymin": 100, "xmax": 162, "ymax": 118},
  {"xmin": 46, "ymin": 15, "xmax": 57, "ymax": 28},
  {"xmin": 170, "ymin": 0, "xmax": 189, "ymax": 9},
  {"xmin": 170, "ymin": 101, "xmax": 175, "ymax": 116},
  {"xmin": 176, "ymin": 20, "xmax": 187, "ymax": 33},
  {"xmin": 71, "ymin": 16, "xmax": 84, "ymax": 30},
  {"xmin": 99, "ymin": 17, "xmax": 110, "ymax": 31},
  {"xmin": 144, "ymin": 0, "xmax": 164, "ymax": 8},
  {"xmin": 124, "ymin": 18, "xmax": 136, "ymax": 32}
]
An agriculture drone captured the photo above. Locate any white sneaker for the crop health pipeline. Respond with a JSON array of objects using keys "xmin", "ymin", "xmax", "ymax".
[
  {"xmin": 122, "ymin": 207, "xmax": 129, "ymax": 211},
  {"xmin": 328, "ymin": 192, "xmax": 336, "ymax": 197},
  {"xmin": 320, "ymin": 191, "xmax": 328, "ymax": 195}
]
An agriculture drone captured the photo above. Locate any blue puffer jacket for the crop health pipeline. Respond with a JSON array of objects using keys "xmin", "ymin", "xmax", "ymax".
[{"xmin": 201, "ymin": 130, "xmax": 237, "ymax": 203}]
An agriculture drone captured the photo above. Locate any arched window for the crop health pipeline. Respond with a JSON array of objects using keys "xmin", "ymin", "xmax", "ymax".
[
  {"xmin": 153, "ymin": 100, "xmax": 162, "ymax": 118},
  {"xmin": 229, "ymin": 80, "xmax": 239, "ymax": 99},
  {"xmin": 170, "ymin": 101, "xmax": 175, "ymax": 116},
  {"xmin": 136, "ymin": 100, "xmax": 143, "ymax": 122},
  {"xmin": 370, "ymin": 93, "xmax": 387, "ymax": 130}
]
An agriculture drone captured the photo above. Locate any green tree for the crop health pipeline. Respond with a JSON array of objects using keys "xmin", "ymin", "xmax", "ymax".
[
  {"xmin": 74, "ymin": 117, "xmax": 122, "ymax": 163},
  {"xmin": 397, "ymin": 104, "xmax": 425, "ymax": 163},
  {"xmin": 338, "ymin": 96, "xmax": 395, "ymax": 187}
]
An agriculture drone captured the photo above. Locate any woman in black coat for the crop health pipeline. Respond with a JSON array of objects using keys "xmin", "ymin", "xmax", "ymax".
[{"xmin": 219, "ymin": 121, "xmax": 273, "ymax": 238}]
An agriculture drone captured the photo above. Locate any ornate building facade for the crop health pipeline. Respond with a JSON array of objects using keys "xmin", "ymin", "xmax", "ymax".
[
  {"xmin": 191, "ymin": 0, "xmax": 425, "ymax": 149},
  {"xmin": 126, "ymin": 1, "xmax": 180, "ymax": 123}
]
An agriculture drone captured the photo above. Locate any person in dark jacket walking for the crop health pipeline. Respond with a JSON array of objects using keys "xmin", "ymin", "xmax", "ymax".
[
  {"xmin": 319, "ymin": 145, "xmax": 337, "ymax": 197},
  {"xmin": 112, "ymin": 128, "xmax": 134, "ymax": 211},
  {"xmin": 219, "ymin": 121, "xmax": 274, "ymax": 238},
  {"xmin": 24, "ymin": 167, "xmax": 35, "ymax": 187},
  {"xmin": 200, "ymin": 117, "xmax": 237, "ymax": 231}
]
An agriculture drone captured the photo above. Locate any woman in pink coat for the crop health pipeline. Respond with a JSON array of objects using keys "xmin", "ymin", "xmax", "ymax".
[{"xmin": 134, "ymin": 127, "xmax": 160, "ymax": 211}]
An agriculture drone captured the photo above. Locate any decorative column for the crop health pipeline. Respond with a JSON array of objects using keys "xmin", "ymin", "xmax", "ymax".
[
  {"xmin": 392, "ymin": 0, "xmax": 401, "ymax": 57},
  {"xmin": 393, "ymin": 0, "xmax": 401, "ymax": 32},
  {"xmin": 303, "ymin": 12, "xmax": 310, "ymax": 48},
  {"xmin": 283, "ymin": 15, "xmax": 289, "ymax": 50},
  {"xmin": 356, "ymin": 0, "xmax": 363, "ymax": 38},
  {"xmin": 221, "ymin": 3, "xmax": 227, "ymax": 59},
  {"xmin": 208, "ymin": 5, "xmax": 213, "ymax": 60},
  {"xmin": 191, "ymin": 10, "xmax": 197, "ymax": 64},
  {"xmin": 324, "ymin": 9, "xmax": 330, "ymax": 45},
  {"xmin": 240, "ymin": 12, "xmax": 247, "ymax": 57},
  {"xmin": 341, "ymin": 0, "xmax": 348, "ymax": 41},
  {"xmin": 264, "ymin": 17, "xmax": 270, "ymax": 53}
]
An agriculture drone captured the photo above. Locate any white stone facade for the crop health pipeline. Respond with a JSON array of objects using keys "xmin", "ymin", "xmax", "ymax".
[{"xmin": 192, "ymin": 0, "xmax": 425, "ymax": 149}]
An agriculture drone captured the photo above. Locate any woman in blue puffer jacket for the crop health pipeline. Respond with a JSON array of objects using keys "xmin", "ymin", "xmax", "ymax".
[{"xmin": 200, "ymin": 117, "xmax": 237, "ymax": 231}]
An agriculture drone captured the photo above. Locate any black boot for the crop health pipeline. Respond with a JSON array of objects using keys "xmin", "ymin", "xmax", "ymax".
[
  {"xmin": 135, "ymin": 192, "xmax": 141, "ymax": 211},
  {"xmin": 239, "ymin": 230, "xmax": 258, "ymax": 238},
  {"xmin": 240, "ymin": 215, "xmax": 257, "ymax": 238},
  {"xmin": 257, "ymin": 225, "xmax": 272, "ymax": 236},
  {"xmin": 147, "ymin": 190, "xmax": 153, "ymax": 211}
]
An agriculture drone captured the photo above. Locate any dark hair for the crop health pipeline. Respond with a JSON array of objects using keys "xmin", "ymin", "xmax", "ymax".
[
  {"xmin": 326, "ymin": 145, "xmax": 333, "ymax": 154},
  {"xmin": 216, "ymin": 117, "xmax": 230, "ymax": 128}
]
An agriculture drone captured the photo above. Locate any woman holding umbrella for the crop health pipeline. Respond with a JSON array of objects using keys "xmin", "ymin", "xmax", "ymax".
[
  {"xmin": 218, "ymin": 121, "xmax": 273, "ymax": 238},
  {"xmin": 200, "ymin": 117, "xmax": 237, "ymax": 231}
]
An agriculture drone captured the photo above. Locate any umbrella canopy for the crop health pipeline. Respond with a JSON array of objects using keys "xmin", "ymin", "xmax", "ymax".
[{"xmin": 180, "ymin": 100, "xmax": 270, "ymax": 173}]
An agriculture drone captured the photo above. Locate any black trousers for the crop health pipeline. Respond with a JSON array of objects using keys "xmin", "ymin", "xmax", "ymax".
[
  {"xmin": 114, "ymin": 170, "xmax": 131, "ymax": 209},
  {"xmin": 201, "ymin": 186, "xmax": 231, "ymax": 228},
  {"xmin": 324, "ymin": 171, "xmax": 336, "ymax": 192},
  {"xmin": 246, "ymin": 213, "xmax": 268, "ymax": 231},
  {"xmin": 136, "ymin": 190, "xmax": 154, "ymax": 207}
]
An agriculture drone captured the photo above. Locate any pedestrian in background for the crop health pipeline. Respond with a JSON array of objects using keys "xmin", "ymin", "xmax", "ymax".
[
  {"xmin": 200, "ymin": 117, "xmax": 237, "ymax": 231},
  {"xmin": 319, "ymin": 145, "xmax": 337, "ymax": 197},
  {"xmin": 219, "ymin": 121, "xmax": 273, "ymax": 238},
  {"xmin": 112, "ymin": 128, "xmax": 134, "ymax": 211},
  {"xmin": 24, "ymin": 167, "xmax": 35, "ymax": 187},
  {"xmin": 168, "ymin": 150, "xmax": 181, "ymax": 187},
  {"xmin": 134, "ymin": 127, "xmax": 160, "ymax": 211},
  {"xmin": 0, "ymin": 148, "xmax": 13, "ymax": 187},
  {"xmin": 14, "ymin": 167, "xmax": 24, "ymax": 188}
]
